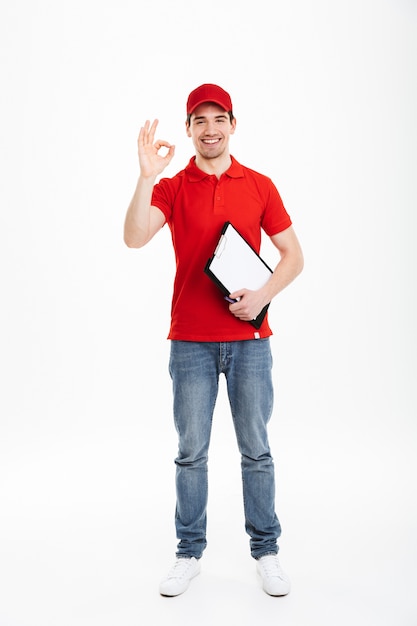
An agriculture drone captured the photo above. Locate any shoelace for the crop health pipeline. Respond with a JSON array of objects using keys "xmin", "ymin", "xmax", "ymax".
[
  {"xmin": 259, "ymin": 556, "xmax": 285, "ymax": 579},
  {"xmin": 167, "ymin": 559, "xmax": 193, "ymax": 580}
]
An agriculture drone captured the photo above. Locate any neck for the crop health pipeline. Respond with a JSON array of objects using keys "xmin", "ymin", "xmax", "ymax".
[{"xmin": 195, "ymin": 153, "xmax": 232, "ymax": 179}]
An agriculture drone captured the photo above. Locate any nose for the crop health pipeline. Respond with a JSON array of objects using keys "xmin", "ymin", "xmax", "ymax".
[{"xmin": 205, "ymin": 120, "xmax": 217, "ymax": 134}]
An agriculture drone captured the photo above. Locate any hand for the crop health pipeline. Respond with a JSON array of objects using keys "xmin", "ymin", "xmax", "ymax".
[
  {"xmin": 138, "ymin": 119, "xmax": 175, "ymax": 178},
  {"xmin": 228, "ymin": 289, "xmax": 268, "ymax": 322}
]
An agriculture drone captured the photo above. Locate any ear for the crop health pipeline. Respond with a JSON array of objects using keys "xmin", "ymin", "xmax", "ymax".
[
  {"xmin": 185, "ymin": 120, "xmax": 191, "ymax": 137},
  {"xmin": 230, "ymin": 117, "xmax": 237, "ymax": 134}
]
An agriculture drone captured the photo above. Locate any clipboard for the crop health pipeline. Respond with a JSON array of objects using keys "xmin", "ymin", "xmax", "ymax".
[{"xmin": 204, "ymin": 222, "xmax": 273, "ymax": 329}]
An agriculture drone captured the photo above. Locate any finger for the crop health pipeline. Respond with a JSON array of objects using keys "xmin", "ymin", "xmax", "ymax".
[
  {"xmin": 165, "ymin": 144, "xmax": 175, "ymax": 162},
  {"xmin": 229, "ymin": 290, "xmax": 245, "ymax": 300},
  {"xmin": 138, "ymin": 120, "xmax": 150, "ymax": 146},
  {"xmin": 148, "ymin": 119, "xmax": 159, "ymax": 144},
  {"xmin": 154, "ymin": 139, "xmax": 173, "ymax": 150}
]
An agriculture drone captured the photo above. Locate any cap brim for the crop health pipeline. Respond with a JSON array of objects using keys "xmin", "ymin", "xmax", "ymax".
[{"xmin": 188, "ymin": 99, "xmax": 230, "ymax": 114}]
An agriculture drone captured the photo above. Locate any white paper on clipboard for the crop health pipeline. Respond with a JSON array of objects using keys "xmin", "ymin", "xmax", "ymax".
[{"xmin": 206, "ymin": 222, "xmax": 273, "ymax": 293}]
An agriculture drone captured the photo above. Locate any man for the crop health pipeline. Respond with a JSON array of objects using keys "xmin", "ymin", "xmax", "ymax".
[{"xmin": 124, "ymin": 84, "xmax": 303, "ymax": 597}]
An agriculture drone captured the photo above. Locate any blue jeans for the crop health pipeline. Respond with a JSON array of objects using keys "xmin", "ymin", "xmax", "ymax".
[{"xmin": 169, "ymin": 339, "xmax": 282, "ymax": 560}]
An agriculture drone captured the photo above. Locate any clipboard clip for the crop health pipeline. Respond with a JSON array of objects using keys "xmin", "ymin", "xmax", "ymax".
[{"xmin": 214, "ymin": 234, "xmax": 227, "ymax": 258}]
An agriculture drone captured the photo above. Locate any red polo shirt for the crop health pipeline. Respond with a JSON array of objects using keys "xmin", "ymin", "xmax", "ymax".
[{"xmin": 151, "ymin": 156, "xmax": 292, "ymax": 341}]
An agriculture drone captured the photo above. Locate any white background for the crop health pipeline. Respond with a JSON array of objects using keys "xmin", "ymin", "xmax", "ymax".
[{"xmin": 1, "ymin": 1, "xmax": 416, "ymax": 624}]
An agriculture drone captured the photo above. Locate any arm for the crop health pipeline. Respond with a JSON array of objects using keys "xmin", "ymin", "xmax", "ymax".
[
  {"xmin": 124, "ymin": 119, "xmax": 175, "ymax": 248},
  {"xmin": 228, "ymin": 225, "xmax": 304, "ymax": 322}
]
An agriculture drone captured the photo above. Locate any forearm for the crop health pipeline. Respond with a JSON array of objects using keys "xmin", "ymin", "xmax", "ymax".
[
  {"xmin": 262, "ymin": 226, "xmax": 304, "ymax": 302},
  {"xmin": 228, "ymin": 248, "xmax": 303, "ymax": 322},
  {"xmin": 228, "ymin": 226, "xmax": 303, "ymax": 321},
  {"xmin": 262, "ymin": 248, "xmax": 304, "ymax": 303},
  {"xmin": 124, "ymin": 175, "xmax": 157, "ymax": 248}
]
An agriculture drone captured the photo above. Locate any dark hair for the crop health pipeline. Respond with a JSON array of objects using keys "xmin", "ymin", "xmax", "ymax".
[{"xmin": 186, "ymin": 110, "xmax": 235, "ymax": 125}]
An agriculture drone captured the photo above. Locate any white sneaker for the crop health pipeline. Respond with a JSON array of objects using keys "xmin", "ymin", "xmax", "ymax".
[
  {"xmin": 256, "ymin": 554, "xmax": 291, "ymax": 596},
  {"xmin": 159, "ymin": 557, "xmax": 201, "ymax": 596}
]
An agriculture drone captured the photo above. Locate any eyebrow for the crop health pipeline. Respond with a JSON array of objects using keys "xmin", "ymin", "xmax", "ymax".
[{"xmin": 193, "ymin": 114, "xmax": 228, "ymax": 122}]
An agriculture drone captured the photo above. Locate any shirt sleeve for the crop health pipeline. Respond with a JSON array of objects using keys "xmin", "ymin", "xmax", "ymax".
[
  {"xmin": 261, "ymin": 178, "xmax": 292, "ymax": 236},
  {"xmin": 151, "ymin": 176, "xmax": 175, "ymax": 223}
]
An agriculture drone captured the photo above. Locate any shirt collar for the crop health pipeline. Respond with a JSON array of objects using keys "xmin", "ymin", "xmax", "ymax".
[{"xmin": 185, "ymin": 155, "xmax": 244, "ymax": 182}]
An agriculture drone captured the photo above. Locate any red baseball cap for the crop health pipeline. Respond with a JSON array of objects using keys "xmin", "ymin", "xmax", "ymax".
[{"xmin": 186, "ymin": 84, "xmax": 233, "ymax": 115}]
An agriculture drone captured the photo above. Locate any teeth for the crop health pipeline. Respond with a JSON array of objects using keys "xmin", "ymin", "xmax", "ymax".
[{"xmin": 203, "ymin": 139, "xmax": 219, "ymax": 144}]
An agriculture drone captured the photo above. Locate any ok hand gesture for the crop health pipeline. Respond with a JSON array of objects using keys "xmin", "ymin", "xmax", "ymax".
[{"xmin": 138, "ymin": 119, "xmax": 175, "ymax": 178}]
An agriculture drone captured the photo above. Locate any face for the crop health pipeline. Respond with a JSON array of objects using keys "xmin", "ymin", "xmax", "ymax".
[{"xmin": 186, "ymin": 103, "xmax": 236, "ymax": 160}]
